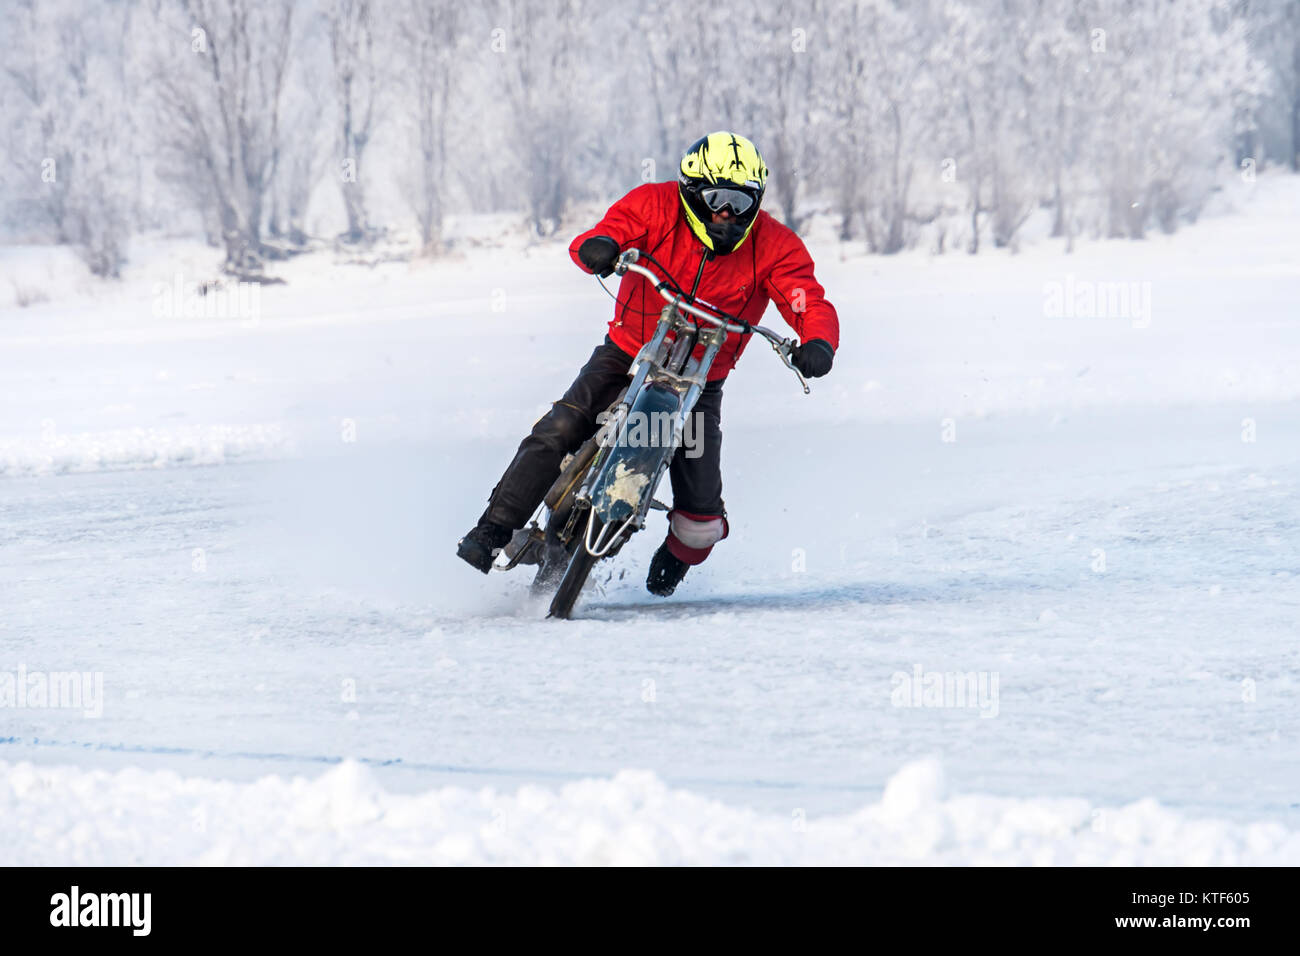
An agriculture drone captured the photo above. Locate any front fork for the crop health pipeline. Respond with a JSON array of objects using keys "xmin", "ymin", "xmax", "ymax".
[{"xmin": 576, "ymin": 311, "xmax": 725, "ymax": 553}]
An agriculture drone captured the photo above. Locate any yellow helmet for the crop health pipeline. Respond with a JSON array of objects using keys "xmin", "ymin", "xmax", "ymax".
[{"xmin": 678, "ymin": 131, "xmax": 768, "ymax": 255}]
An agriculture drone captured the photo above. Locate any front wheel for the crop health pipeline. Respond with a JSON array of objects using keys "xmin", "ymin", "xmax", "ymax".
[{"xmin": 548, "ymin": 517, "xmax": 604, "ymax": 619}]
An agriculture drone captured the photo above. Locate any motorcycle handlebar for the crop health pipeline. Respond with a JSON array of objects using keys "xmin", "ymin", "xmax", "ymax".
[{"xmin": 611, "ymin": 248, "xmax": 810, "ymax": 394}]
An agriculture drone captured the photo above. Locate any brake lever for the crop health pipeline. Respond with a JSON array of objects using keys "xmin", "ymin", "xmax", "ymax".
[
  {"xmin": 613, "ymin": 249, "xmax": 640, "ymax": 275},
  {"xmin": 773, "ymin": 338, "xmax": 811, "ymax": 394}
]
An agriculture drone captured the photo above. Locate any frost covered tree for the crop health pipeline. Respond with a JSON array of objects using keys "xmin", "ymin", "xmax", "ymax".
[
  {"xmin": 327, "ymin": 0, "xmax": 380, "ymax": 243},
  {"xmin": 1019, "ymin": 1, "xmax": 1095, "ymax": 248},
  {"xmin": 1243, "ymin": 0, "xmax": 1300, "ymax": 170},
  {"xmin": 0, "ymin": 0, "xmax": 1292, "ymax": 266},
  {"xmin": 1, "ymin": 0, "xmax": 134, "ymax": 275},
  {"xmin": 836, "ymin": 0, "xmax": 946, "ymax": 253},
  {"xmin": 938, "ymin": 1, "xmax": 1040, "ymax": 252},
  {"xmin": 639, "ymin": 6, "xmax": 713, "ymax": 161},
  {"xmin": 817, "ymin": 0, "xmax": 1263, "ymax": 250},
  {"xmin": 748, "ymin": 1, "xmax": 825, "ymax": 233},
  {"xmin": 269, "ymin": 15, "xmax": 332, "ymax": 247},
  {"xmin": 391, "ymin": 0, "xmax": 463, "ymax": 255},
  {"xmin": 488, "ymin": 0, "xmax": 601, "ymax": 236},
  {"xmin": 1077, "ymin": 0, "xmax": 1263, "ymax": 237},
  {"xmin": 146, "ymin": 0, "xmax": 298, "ymax": 275}
]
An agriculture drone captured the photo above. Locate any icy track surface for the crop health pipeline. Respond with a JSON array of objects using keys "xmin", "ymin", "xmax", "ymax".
[
  {"xmin": 2, "ymin": 178, "xmax": 1300, "ymax": 864},
  {"xmin": 3, "ymin": 758, "xmax": 1297, "ymax": 865}
]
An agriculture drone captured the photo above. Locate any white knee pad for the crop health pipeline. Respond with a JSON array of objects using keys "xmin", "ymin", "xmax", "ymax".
[{"xmin": 670, "ymin": 513, "xmax": 725, "ymax": 549}]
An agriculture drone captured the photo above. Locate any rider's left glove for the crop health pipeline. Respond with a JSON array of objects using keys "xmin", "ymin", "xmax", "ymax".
[
  {"xmin": 791, "ymin": 339, "xmax": 835, "ymax": 378},
  {"xmin": 577, "ymin": 236, "xmax": 620, "ymax": 277}
]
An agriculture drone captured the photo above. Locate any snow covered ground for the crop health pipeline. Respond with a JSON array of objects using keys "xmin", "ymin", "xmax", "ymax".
[
  {"xmin": 5, "ymin": 758, "xmax": 1297, "ymax": 865},
  {"xmin": 2, "ymin": 176, "xmax": 1298, "ymax": 864}
]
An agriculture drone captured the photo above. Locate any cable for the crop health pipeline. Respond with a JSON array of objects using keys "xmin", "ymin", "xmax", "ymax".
[
  {"xmin": 595, "ymin": 250, "xmax": 691, "ymax": 319},
  {"xmin": 594, "ymin": 252, "xmax": 748, "ymax": 330},
  {"xmin": 595, "ymin": 274, "xmax": 668, "ymax": 319}
]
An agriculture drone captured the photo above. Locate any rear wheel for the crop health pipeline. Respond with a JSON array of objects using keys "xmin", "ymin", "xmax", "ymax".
[
  {"xmin": 531, "ymin": 491, "xmax": 586, "ymax": 595},
  {"xmin": 548, "ymin": 516, "xmax": 604, "ymax": 619}
]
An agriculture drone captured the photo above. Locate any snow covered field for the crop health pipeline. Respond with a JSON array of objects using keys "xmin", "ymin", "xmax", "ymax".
[
  {"xmin": 2, "ymin": 176, "xmax": 1298, "ymax": 864},
  {"xmin": 5, "ymin": 758, "xmax": 1297, "ymax": 865}
]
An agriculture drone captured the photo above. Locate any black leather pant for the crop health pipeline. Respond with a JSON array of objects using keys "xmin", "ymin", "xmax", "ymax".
[{"xmin": 479, "ymin": 336, "xmax": 725, "ymax": 530}]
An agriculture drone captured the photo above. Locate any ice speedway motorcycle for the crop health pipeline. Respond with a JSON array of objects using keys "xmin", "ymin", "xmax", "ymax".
[{"xmin": 493, "ymin": 247, "xmax": 811, "ymax": 619}]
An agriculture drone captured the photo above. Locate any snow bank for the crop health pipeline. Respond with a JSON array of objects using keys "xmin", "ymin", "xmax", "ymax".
[
  {"xmin": 2, "ymin": 758, "xmax": 1294, "ymax": 865},
  {"xmin": 0, "ymin": 423, "xmax": 288, "ymax": 477}
]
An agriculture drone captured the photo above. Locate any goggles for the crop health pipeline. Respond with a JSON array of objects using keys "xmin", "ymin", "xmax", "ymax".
[{"xmin": 699, "ymin": 186, "xmax": 758, "ymax": 216}]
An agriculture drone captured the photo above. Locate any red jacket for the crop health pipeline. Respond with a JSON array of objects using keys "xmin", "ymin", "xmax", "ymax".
[{"xmin": 569, "ymin": 181, "xmax": 839, "ymax": 381}]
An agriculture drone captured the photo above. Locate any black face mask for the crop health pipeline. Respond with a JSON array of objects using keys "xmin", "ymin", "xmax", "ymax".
[{"xmin": 704, "ymin": 219, "xmax": 749, "ymax": 256}]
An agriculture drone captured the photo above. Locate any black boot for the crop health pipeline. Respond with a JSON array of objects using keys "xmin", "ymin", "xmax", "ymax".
[
  {"xmin": 646, "ymin": 541, "xmax": 690, "ymax": 597},
  {"xmin": 457, "ymin": 521, "xmax": 513, "ymax": 574}
]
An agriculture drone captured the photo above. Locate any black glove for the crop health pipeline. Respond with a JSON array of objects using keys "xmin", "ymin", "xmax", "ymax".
[
  {"xmin": 791, "ymin": 339, "xmax": 834, "ymax": 378},
  {"xmin": 577, "ymin": 235, "xmax": 620, "ymax": 277}
]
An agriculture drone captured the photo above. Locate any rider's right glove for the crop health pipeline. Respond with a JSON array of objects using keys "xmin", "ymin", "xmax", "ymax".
[
  {"xmin": 791, "ymin": 339, "xmax": 835, "ymax": 378},
  {"xmin": 577, "ymin": 235, "xmax": 620, "ymax": 277}
]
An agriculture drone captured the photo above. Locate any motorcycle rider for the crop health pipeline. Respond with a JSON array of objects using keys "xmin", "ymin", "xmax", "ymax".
[{"xmin": 457, "ymin": 131, "xmax": 839, "ymax": 596}]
